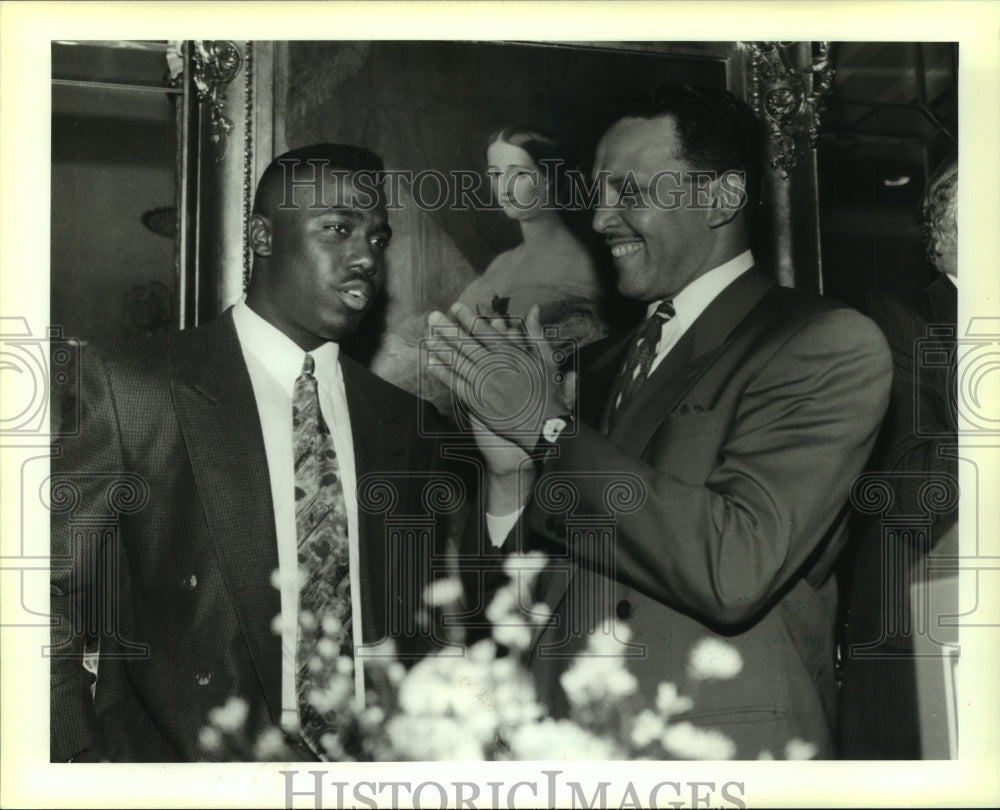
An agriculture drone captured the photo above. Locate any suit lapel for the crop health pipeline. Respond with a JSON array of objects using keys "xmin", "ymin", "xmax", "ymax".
[
  {"xmin": 168, "ymin": 311, "xmax": 283, "ymax": 721},
  {"xmin": 606, "ymin": 267, "xmax": 776, "ymax": 455}
]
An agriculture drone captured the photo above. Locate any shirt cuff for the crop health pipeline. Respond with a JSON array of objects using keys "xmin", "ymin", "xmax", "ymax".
[{"xmin": 486, "ymin": 508, "xmax": 524, "ymax": 548}]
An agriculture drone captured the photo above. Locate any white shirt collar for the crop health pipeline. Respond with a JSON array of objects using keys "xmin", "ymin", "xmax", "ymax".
[
  {"xmin": 645, "ymin": 250, "xmax": 755, "ymax": 328},
  {"xmin": 232, "ymin": 297, "xmax": 340, "ymax": 390}
]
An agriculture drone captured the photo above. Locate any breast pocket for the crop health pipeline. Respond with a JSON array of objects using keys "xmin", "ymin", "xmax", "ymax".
[{"xmin": 646, "ymin": 410, "xmax": 726, "ymax": 483}]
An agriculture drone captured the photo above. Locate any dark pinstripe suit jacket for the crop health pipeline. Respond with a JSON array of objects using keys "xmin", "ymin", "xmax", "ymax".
[
  {"xmin": 50, "ymin": 310, "xmax": 444, "ymax": 762},
  {"xmin": 838, "ymin": 273, "xmax": 958, "ymax": 758}
]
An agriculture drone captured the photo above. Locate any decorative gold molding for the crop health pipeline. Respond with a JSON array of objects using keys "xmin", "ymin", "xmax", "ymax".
[
  {"xmin": 190, "ymin": 40, "xmax": 242, "ymax": 160},
  {"xmin": 745, "ymin": 42, "xmax": 835, "ymax": 179}
]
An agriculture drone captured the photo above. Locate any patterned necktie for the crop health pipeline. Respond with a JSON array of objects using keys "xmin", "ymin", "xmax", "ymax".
[
  {"xmin": 608, "ymin": 300, "xmax": 675, "ymax": 429},
  {"xmin": 293, "ymin": 353, "xmax": 351, "ymax": 759}
]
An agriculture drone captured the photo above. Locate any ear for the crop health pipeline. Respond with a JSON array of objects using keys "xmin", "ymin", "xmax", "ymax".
[
  {"xmin": 249, "ymin": 213, "xmax": 273, "ymax": 257},
  {"xmin": 706, "ymin": 171, "xmax": 746, "ymax": 229}
]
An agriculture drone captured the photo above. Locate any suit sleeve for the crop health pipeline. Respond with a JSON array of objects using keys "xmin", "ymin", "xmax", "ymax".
[
  {"xmin": 50, "ymin": 346, "xmax": 123, "ymax": 762},
  {"xmin": 539, "ymin": 308, "xmax": 893, "ymax": 629}
]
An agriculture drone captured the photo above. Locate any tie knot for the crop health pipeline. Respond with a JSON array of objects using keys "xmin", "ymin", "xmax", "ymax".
[
  {"xmin": 300, "ymin": 354, "xmax": 316, "ymax": 376},
  {"xmin": 654, "ymin": 300, "xmax": 675, "ymax": 320}
]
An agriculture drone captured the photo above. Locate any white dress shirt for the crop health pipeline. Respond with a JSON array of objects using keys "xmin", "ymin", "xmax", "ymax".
[
  {"xmin": 647, "ymin": 249, "xmax": 755, "ymax": 374},
  {"xmin": 231, "ymin": 299, "xmax": 364, "ymax": 732}
]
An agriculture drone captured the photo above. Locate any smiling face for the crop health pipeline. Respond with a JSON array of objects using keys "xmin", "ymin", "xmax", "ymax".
[
  {"xmin": 486, "ymin": 139, "xmax": 547, "ymax": 220},
  {"xmin": 247, "ymin": 167, "xmax": 391, "ymax": 350},
  {"xmin": 591, "ymin": 115, "xmax": 722, "ymax": 303}
]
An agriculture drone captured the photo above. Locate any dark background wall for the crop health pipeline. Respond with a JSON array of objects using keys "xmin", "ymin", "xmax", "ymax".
[
  {"xmin": 49, "ymin": 41, "xmax": 959, "ymax": 345},
  {"xmin": 50, "ymin": 43, "xmax": 176, "ymax": 344},
  {"xmin": 817, "ymin": 42, "xmax": 957, "ymax": 310}
]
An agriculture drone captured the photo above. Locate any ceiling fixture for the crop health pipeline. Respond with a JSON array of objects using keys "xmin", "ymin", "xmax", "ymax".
[{"xmin": 883, "ymin": 175, "xmax": 911, "ymax": 187}]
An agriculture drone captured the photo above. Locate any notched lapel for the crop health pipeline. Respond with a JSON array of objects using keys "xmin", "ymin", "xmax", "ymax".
[
  {"xmin": 607, "ymin": 268, "xmax": 776, "ymax": 457},
  {"xmin": 169, "ymin": 313, "xmax": 283, "ymax": 721}
]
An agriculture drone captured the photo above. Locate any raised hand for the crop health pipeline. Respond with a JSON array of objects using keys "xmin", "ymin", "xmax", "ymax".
[{"xmin": 424, "ymin": 303, "xmax": 574, "ymax": 456}]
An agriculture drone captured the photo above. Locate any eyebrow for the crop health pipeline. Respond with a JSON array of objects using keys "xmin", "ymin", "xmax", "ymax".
[{"xmin": 316, "ymin": 205, "xmax": 392, "ymax": 236}]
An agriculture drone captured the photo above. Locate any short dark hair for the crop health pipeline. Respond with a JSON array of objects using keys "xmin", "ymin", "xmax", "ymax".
[
  {"xmin": 253, "ymin": 143, "xmax": 385, "ymax": 215},
  {"xmin": 614, "ymin": 85, "xmax": 766, "ymax": 237}
]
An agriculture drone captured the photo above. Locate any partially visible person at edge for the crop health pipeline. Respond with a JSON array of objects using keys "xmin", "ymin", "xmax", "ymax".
[{"xmin": 838, "ymin": 155, "xmax": 959, "ymax": 759}]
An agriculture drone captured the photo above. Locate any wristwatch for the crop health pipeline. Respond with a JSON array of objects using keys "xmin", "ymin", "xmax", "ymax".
[{"xmin": 536, "ymin": 413, "xmax": 575, "ymax": 452}]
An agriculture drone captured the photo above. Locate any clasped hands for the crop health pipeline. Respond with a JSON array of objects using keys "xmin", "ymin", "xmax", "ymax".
[{"xmin": 424, "ymin": 303, "xmax": 576, "ymax": 478}]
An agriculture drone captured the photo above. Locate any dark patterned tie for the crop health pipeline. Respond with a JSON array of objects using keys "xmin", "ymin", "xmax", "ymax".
[
  {"xmin": 608, "ymin": 300, "xmax": 675, "ymax": 429},
  {"xmin": 293, "ymin": 353, "xmax": 351, "ymax": 759}
]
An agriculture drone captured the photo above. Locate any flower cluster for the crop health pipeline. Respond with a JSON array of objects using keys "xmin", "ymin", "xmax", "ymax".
[{"xmin": 198, "ymin": 553, "xmax": 818, "ymax": 762}]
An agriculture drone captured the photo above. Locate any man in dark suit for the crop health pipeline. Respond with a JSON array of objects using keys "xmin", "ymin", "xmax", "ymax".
[
  {"xmin": 50, "ymin": 144, "xmax": 447, "ymax": 762},
  {"xmin": 838, "ymin": 157, "xmax": 959, "ymax": 758},
  {"xmin": 430, "ymin": 86, "xmax": 892, "ymax": 758}
]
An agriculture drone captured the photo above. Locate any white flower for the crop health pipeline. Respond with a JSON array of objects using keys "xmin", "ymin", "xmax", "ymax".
[
  {"xmin": 208, "ymin": 696, "xmax": 249, "ymax": 733},
  {"xmin": 387, "ymin": 662, "xmax": 406, "ymax": 685},
  {"xmin": 308, "ymin": 675, "xmax": 352, "ymax": 714},
  {"xmin": 198, "ymin": 725, "xmax": 223, "ymax": 752},
  {"xmin": 587, "ymin": 620, "xmax": 633, "ymax": 654},
  {"xmin": 493, "ymin": 670, "xmax": 544, "ymax": 728},
  {"xmin": 757, "ymin": 749, "xmax": 774, "ymax": 760},
  {"xmin": 335, "ymin": 656, "xmax": 354, "ymax": 676},
  {"xmin": 503, "ymin": 551, "xmax": 548, "ymax": 599},
  {"xmin": 508, "ymin": 718, "xmax": 622, "ymax": 760},
  {"xmin": 529, "ymin": 602, "xmax": 553, "ymax": 625},
  {"xmin": 397, "ymin": 658, "xmax": 452, "ymax": 716},
  {"xmin": 423, "ymin": 576, "xmax": 464, "ymax": 607},
  {"xmin": 270, "ymin": 613, "xmax": 284, "ymax": 636},
  {"xmin": 359, "ymin": 706, "xmax": 385, "ymax": 733},
  {"xmin": 784, "ymin": 737, "xmax": 819, "ymax": 760},
  {"xmin": 485, "ymin": 585, "xmax": 518, "ymax": 624},
  {"xmin": 448, "ymin": 664, "xmax": 493, "ymax": 718},
  {"xmin": 321, "ymin": 614, "xmax": 342, "ymax": 637},
  {"xmin": 269, "ymin": 568, "xmax": 281, "ymax": 590},
  {"xmin": 630, "ymin": 709, "xmax": 665, "ymax": 748},
  {"xmin": 468, "ymin": 638, "xmax": 498, "ymax": 663},
  {"xmin": 655, "ymin": 682, "xmax": 694, "ymax": 718},
  {"xmin": 321, "ymin": 732, "xmax": 345, "ymax": 760},
  {"xmin": 492, "ymin": 621, "xmax": 533, "ymax": 650},
  {"xmin": 299, "ymin": 609, "xmax": 317, "ymax": 632},
  {"xmin": 253, "ymin": 727, "xmax": 288, "ymax": 760},
  {"xmin": 386, "ymin": 715, "xmax": 485, "ymax": 761},
  {"xmin": 362, "ymin": 638, "xmax": 398, "ymax": 668},
  {"xmin": 687, "ymin": 637, "xmax": 743, "ymax": 681},
  {"xmin": 661, "ymin": 722, "xmax": 736, "ymax": 760},
  {"xmin": 490, "ymin": 656, "xmax": 520, "ymax": 681},
  {"xmin": 560, "ymin": 654, "xmax": 638, "ymax": 708},
  {"xmin": 502, "ymin": 549, "xmax": 547, "ymax": 576},
  {"xmin": 317, "ymin": 638, "xmax": 337, "ymax": 660}
]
